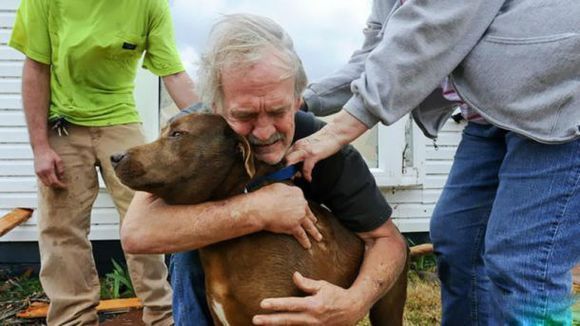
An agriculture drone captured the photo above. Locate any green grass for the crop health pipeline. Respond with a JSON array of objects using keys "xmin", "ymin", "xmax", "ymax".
[
  {"xmin": 0, "ymin": 270, "xmax": 44, "ymax": 303},
  {"xmin": 100, "ymin": 259, "xmax": 136, "ymax": 299}
]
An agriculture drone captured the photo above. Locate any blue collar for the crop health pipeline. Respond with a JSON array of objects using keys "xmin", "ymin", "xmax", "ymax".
[{"xmin": 244, "ymin": 164, "xmax": 299, "ymax": 193}]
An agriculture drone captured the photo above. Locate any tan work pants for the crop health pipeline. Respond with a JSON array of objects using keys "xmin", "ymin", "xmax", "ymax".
[{"xmin": 38, "ymin": 123, "xmax": 173, "ymax": 325}]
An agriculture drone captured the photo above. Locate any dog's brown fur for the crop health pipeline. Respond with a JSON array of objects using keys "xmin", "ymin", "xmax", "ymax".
[{"xmin": 112, "ymin": 113, "xmax": 407, "ymax": 325}]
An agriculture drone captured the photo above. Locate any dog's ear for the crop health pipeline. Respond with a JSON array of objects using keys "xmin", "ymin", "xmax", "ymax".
[{"xmin": 237, "ymin": 136, "xmax": 256, "ymax": 178}]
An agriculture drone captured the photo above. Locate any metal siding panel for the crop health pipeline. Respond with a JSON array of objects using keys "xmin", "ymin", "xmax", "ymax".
[
  {"xmin": 2, "ymin": 0, "xmax": 20, "ymax": 11},
  {"xmin": 425, "ymin": 160, "xmax": 453, "ymax": 175},
  {"xmin": 0, "ymin": 127, "xmax": 29, "ymax": 143},
  {"xmin": 0, "ymin": 160, "xmax": 33, "ymax": 176},
  {"xmin": 0, "ymin": 13, "xmax": 17, "ymax": 29},
  {"xmin": 0, "ymin": 30, "xmax": 11, "ymax": 45},
  {"xmin": 1, "ymin": 224, "xmax": 122, "ymax": 242},
  {"xmin": 380, "ymin": 119, "xmax": 465, "ymax": 232},
  {"xmin": 0, "ymin": 95, "xmax": 22, "ymax": 109},
  {"xmin": 0, "ymin": 62, "xmax": 23, "ymax": 77},
  {"xmin": 0, "ymin": 111, "xmax": 25, "ymax": 126},
  {"xmin": 391, "ymin": 204, "xmax": 434, "ymax": 219},
  {"xmin": 0, "ymin": 46, "xmax": 24, "ymax": 60},
  {"xmin": 392, "ymin": 218, "xmax": 431, "ymax": 233},
  {"xmin": 0, "ymin": 192, "xmax": 37, "ymax": 208},
  {"xmin": 425, "ymin": 147, "xmax": 458, "ymax": 160},
  {"xmin": 0, "ymin": 176, "xmax": 36, "ymax": 191},
  {"xmin": 0, "ymin": 144, "xmax": 32, "ymax": 159},
  {"xmin": 0, "ymin": 78, "xmax": 20, "ymax": 94}
]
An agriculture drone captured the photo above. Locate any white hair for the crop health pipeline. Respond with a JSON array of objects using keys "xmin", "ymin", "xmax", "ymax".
[{"xmin": 197, "ymin": 13, "xmax": 308, "ymax": 110}]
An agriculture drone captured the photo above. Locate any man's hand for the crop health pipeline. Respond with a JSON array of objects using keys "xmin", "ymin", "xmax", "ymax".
[
  {"xmin": 34, "ymin": 146, "xmax": 66, "ymax": 189},
  {"xmin": 253, "ymin": 272, "xmax": 366, "ymax": 326},
  {"xmin": 253, "ymin": 183, "xmax": 322, "ymax": 249}
]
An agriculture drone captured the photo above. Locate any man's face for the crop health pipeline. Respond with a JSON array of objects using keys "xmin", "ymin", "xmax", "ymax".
[{"xmin": 219, "ymin": 54, "xmax": 300, "ymax": 165}]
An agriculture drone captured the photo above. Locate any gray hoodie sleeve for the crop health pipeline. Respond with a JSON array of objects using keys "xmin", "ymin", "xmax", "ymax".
[
  {"xmin": 307, "ymin": 0, "xmax": 506, "ymax": 128},
  {"xmin": 303, "ymin": 0, "xmax": 398, "ymax": 116}
]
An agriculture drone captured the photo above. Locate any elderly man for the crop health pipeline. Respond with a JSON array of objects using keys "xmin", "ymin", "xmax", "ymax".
[{"xmin": 121, "ymin": 14, "xmax": 407, "ymax": 325}]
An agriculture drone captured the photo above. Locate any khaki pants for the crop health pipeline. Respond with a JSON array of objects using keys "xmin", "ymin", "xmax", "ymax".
[{"xmin": 38, "ymin": 123, "xmax": 173, "ymax": 325}]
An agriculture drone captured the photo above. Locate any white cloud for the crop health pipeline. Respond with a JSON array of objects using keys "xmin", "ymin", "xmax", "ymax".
[{"xmin": 170, "ymin": 0, "xmax": 372, "ymax": 81}]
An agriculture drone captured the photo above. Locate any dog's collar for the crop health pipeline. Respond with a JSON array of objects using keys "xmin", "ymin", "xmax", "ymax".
[{"xmin": 244, "ymin": 164, "xmax": 299, "ymax": 193}]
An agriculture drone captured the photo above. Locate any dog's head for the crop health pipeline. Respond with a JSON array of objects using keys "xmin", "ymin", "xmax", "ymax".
[{"xmin": 112, "ymin": 113, "xmax": 257, "ymax": 204}]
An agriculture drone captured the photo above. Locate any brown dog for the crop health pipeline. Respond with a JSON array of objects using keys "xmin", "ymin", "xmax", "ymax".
[{"xmin": 112, "ymin": 112, "xmax": 407, "ymax": 325}]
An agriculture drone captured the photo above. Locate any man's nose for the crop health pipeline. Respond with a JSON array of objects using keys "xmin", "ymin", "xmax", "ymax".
[
  {"xmin": 110, "ymin": 152, "xmax": 127, "ymax": 168},
  {"xmin": 251, "ymin": 117, "xmax": 276, "ymax": 141}
]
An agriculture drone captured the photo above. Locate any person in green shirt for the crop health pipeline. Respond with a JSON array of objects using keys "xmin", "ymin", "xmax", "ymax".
[{"xmin": 10, "ymin": 0, "xmax": 198, "ymax": 324}]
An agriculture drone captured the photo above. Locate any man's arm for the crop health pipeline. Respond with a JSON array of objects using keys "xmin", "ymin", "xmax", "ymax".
[
  {"xmin": 349, "ymin": 219, "xmax": 407, "ymax": 314},
  {"xmin": 22, "ymin": 57, "xmax": 65, "ymax": 188},
  {"xmin": 121, "ymin": 183, "xmax": 322, "ymax": 254},
  {"xmin": 161, "ymin": 71, "xmax": 199, "ymax": 110},
  {"xmin": 253, "ymin": 219, "xmax": 407, "ymax": 325}
]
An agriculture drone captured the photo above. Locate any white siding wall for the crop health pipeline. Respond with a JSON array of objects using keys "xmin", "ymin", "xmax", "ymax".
[
  {"xmin": 0, "ymin": 0, "xmax": 467, "ymax": 240},
  {"xmin": 388, "ymin": 120, "xmax": 466, "ymax": 233},
  {"xmin": 0, "ymin": 0, "xmax": 121, "ymax": 242}
]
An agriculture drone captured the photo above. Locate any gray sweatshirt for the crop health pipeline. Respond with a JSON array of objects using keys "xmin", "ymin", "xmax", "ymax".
[{"xmin": 303, "ymin": 0, "xmax": 580, "ymax": 144}]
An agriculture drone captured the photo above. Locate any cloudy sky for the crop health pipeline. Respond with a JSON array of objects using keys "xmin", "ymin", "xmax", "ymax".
[{"xmin": 169, "ymin": 0, "xmax": 371, "ymax": 82}]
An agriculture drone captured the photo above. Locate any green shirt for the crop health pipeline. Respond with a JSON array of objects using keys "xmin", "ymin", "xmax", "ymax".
[{"xmin": 10, "ymin": 0, "xmax": 184, "ymax": 126}]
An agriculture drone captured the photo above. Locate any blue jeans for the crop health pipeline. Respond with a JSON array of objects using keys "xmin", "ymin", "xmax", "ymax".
[
  {"xmin": 170, "ymin": 251, "xmax": 213, "ymax": 326},
  {"xmin": 430, "ymin": 123, "xmax": 579, "ymax": 325}
]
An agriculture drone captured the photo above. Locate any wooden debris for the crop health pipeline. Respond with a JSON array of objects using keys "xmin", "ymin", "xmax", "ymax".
[
  {"xmin": 0, "ymin": 208, "xmax": 34, "ymax": 237},
  {"xmin": 410, "ymin": 243, "xmax": 434, "ymax": 257},
  {"xmin": 16, "ymin": 298, "xmax": 143, "ymax": 319}
]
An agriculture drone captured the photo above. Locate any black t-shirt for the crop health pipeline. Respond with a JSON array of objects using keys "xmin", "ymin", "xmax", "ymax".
[{"xmin": 292, "ymin": 111, "xmax": 391, "ymax": 233}]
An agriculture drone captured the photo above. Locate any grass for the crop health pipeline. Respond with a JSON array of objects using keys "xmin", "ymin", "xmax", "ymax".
[
  {"xmin": 2, "ymin": 257, "xmax": 576, "ymax": 325},
  {"xmin": 356, "ymin": 253, "xmax": 442, "ymax": 326},
  {"xmin": 0, "ymin": 261, "xmax": 135, "ymax": 325},
  {"xmin": 100, "ymin": 259, "xmax": 136, "ymax": 299}
]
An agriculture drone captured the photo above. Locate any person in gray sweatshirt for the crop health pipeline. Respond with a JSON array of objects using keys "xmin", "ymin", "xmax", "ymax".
[{"xmin": 286, "ymin": 0, "xmax": 579, "ymax": 324}]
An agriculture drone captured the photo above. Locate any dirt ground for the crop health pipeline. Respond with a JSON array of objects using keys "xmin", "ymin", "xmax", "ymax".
[{"xmin": 2, "ymin": 268, "xmax": 579, "ymax": 325}]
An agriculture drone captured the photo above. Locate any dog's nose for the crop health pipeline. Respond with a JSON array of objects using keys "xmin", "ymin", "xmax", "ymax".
[{"xmin": 110, "ymin": 152, "xmax": 127, "ymax": 168}]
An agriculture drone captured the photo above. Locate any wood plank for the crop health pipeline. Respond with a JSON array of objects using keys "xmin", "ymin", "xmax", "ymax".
[
  {"xmin": 0, "ymin": 207, "xmax": 32, "ymax": 236},
  {"xmin": 17, "ymin": 298, "xmax": 143, "ymax": 318},
  {"xmin": 410, "ymin": 243, "xmax": 433, "ymax": 257}
]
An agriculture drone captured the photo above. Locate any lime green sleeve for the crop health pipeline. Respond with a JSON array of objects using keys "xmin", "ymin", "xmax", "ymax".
[
  {"xmin": 142, "ymin": 0, "xmax": 184, "ymax": 76},
  {"xmin": 9, "ymin": 0, "xmax": 51, "ymax": 64}
]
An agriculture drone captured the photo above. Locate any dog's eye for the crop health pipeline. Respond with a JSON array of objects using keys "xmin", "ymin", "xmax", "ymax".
[{"xmin": 170, "ymin": 131, "xmax": 185, "ymax": 138}]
